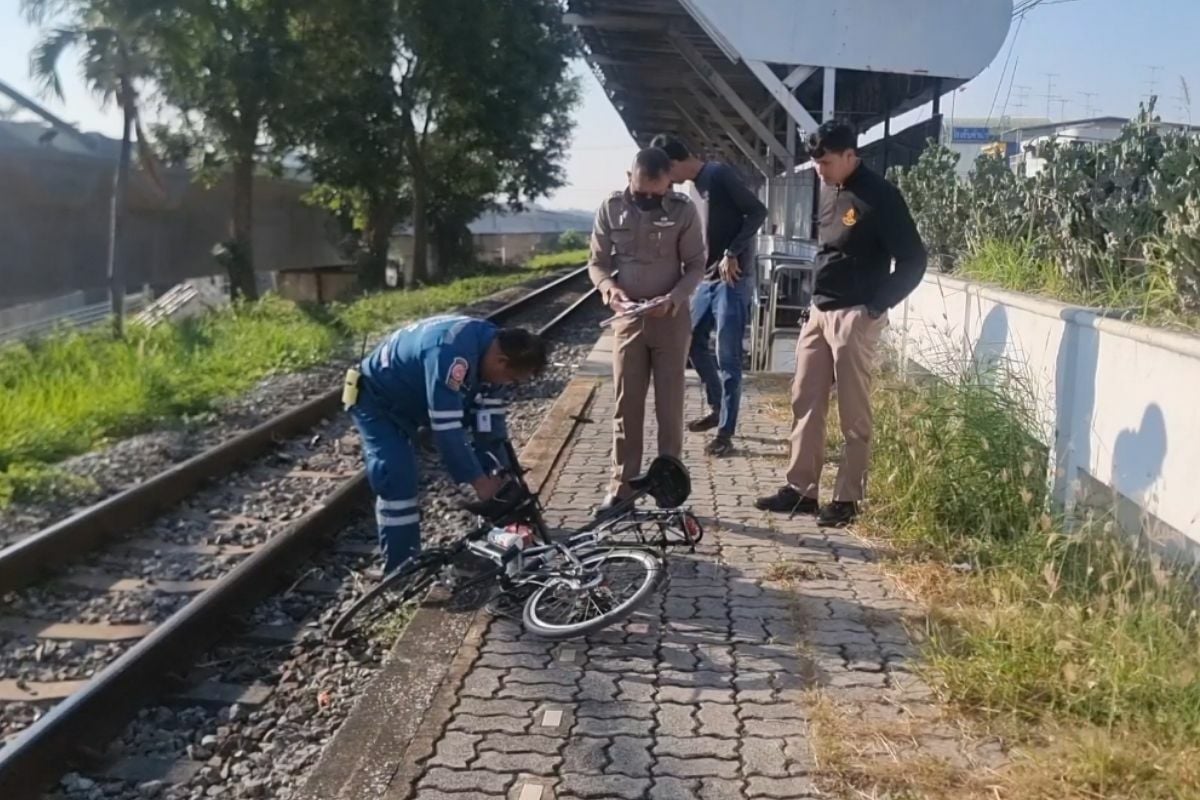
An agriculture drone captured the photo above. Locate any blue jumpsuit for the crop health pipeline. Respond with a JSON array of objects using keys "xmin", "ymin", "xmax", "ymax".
[{"xmin": 350, "ymin": 316, "xmax": 510, "ymax": 572}]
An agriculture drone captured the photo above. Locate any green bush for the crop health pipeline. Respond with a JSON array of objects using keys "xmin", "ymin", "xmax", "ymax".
[
  {"xmin": 892, "ymin": 100, "xmax": 1200, "ymax": 325},
  {"xmin": 556, "ymin": 229, "xmax": 588, "ymax": 251}
]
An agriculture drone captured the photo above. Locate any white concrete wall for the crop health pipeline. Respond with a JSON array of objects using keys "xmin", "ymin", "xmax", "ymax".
[{"xmin": 894, "ymin": 273, "xmax": 1200, "ymax": 545}]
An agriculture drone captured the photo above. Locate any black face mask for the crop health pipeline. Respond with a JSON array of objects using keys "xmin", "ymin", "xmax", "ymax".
[{"xmin": 631, "ymin": 192, "xmax": 664, "ymax": 212}]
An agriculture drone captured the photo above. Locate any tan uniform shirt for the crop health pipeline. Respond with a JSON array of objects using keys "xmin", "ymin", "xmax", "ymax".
[{"xmin": 587, "ymin": 189, "xmax": 707, "ymax": 309}]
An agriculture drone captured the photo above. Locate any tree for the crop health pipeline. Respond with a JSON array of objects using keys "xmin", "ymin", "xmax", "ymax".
[
  {"xmin": 283, "ymin": 0, "xmax": 407, "ymax": 290},
  {"xmin": 394, "ymin": 0, "xmax": 579, "ymax": 281},
  {"xmin": 23, "ymin": 0, "xmax": 154, "ymax": 336},
  {"xmin": 149, "ymin": 0, "xmax": 309, "ymax": 300},
  {"xmin": 290, "ymin": 0, "xmax": 578, "ymax": 288},
  {"xmin": 557, "ymin": 229, "xmax": 587, "ymax": 251}
]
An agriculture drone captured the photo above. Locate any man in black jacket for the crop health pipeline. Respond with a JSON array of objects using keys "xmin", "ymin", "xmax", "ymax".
[
  {"xmin": 653, "ymin": 134, "xmax": 768, "ymax": 457},
  {"xmin": 756, "ymin": 121, "xmax": 927, "ymax": 526}
]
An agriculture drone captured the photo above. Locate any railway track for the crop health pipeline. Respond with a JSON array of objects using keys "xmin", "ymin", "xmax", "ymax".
[{"xmin": 0, "ymin": 267, "xmax": 601, "ymax": 799}]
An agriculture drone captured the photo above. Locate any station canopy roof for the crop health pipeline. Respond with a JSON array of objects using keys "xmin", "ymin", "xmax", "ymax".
[{"xmin": 566, "ymin": 0, "xmax": 1013, "ymax": 177}]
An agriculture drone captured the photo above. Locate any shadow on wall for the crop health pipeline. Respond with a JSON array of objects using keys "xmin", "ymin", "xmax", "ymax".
[
  {"xmin": 1111, "ymin": 403, "xmax": 1168, "ymax": 503},
  {"xmin": 971, "ymin": 304, "xmax": 1009, "ymax": 380},
  {"xmin": 1055, "ymin": 309, "xmax": 1169, "ymax": 521},
  {"xmin": 1053, "ymin": 311, "xmax": 1098, "ymax": 506}
]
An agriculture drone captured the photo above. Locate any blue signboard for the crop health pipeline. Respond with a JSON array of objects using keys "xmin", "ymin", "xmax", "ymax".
[{"xmin": 951, "ymin": 126, "xmax": 995, "ymax": 143}]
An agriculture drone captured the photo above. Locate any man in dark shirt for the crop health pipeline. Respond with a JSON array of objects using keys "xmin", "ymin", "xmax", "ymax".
[
  {"xmin": 756, "ymin": 121, "xmax": 927, "ymax": 526},
  {"xmin": 653, "ymin": 134, "xmax": 768, "ymax": 457}
]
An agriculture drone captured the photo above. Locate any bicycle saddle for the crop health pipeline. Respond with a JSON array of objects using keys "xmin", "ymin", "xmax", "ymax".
[{"xmin": 629, "ymin": 455, "xmax": 691, "ymax": 508}]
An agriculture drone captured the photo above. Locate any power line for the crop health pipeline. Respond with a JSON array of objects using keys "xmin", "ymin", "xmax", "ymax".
[
  {"xmin": 998, "ymin": 56, "xmax": 1022, "ymax": 125},
  {"xmin": 986, "ymin": 14, "xmax": 1024, "ymax": 126}
]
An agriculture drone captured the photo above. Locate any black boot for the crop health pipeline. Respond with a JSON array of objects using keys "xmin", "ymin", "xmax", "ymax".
[
  {"xmin": 818, "ymin": 501, "xmax": 858, "ymax": 528},
  {"xmin": 754, "ymin": 486, "xmax": 819, "ymax": 514},
  {"xmin": 687, "ymin": 410, "xmax": 720, "ymax": 433}
]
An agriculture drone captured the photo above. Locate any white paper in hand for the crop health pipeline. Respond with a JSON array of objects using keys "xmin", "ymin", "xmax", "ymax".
[{"xmin": 599, "ymin": 296, "xmax": 669, "ymax": 328}]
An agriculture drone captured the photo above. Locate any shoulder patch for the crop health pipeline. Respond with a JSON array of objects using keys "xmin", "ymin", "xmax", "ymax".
[
  {"xmin": 445, "ymin": 357, "xmax": 469, "ymax": 392},
  {"xmin": 609, "ymin": 190, "xmax": 624, "ymax": 199},
  {"xmin": 669, "ymin": 190, "xmax": 691, "ymax": 202}
]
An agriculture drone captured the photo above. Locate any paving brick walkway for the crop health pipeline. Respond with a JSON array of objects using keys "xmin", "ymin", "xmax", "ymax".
[{"xmin": 391, "ymin": 372, "xmax": 954, "ymax": 800}]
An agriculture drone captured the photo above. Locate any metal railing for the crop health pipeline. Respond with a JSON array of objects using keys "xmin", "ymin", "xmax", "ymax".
[{"xmin": 0, "ymin": 291, "xmax": 151, "ymax": 344}]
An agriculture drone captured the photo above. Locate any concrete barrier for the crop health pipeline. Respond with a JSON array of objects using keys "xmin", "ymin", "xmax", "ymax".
[{"xmin": 895, "ymin": 272, "xmax": 1200, "ymax": 553}]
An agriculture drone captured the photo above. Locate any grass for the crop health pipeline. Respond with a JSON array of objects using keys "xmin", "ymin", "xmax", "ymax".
[
  {"xmin": 526, "ymin": 248, "xmax": 589, "ymax": 272},
  {"xmin": 773, "ymin": 355, "xmax": 1200, "ymax": 796},
  {"xmin": 960, "ymin": 239, "xmax": 1200, "ymax": 331},
  {"xmin": 845, "ymin": 358, "xmax": 1200, "ymax": 798},
  {"xmin": 0, "ymin": 256, "xmax": 586, "ymax": 508}
]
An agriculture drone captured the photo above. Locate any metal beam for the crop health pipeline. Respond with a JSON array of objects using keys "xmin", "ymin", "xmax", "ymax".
[
  {"xmin": 563, "ymin": 13, "xmax": 669, "ymax": 32},
  {"xmin": 587, "ymin": 54, "xmax": 670, "ymax": 68},
  {"xmin": 671, "ymin": 34, "xmax": 791, "ymax": 165},
  {"xmin": 744, "ymin": 60, "xmax": 819, "ymax": 134},
  {"xmin": 0, "ymin": 78, "xmax": 97, "ymax": 151},
  {"xmin": 682, "ymin": 87, "xmax": 769, "ymax": 176},
  {"xmin": 822, "ymin": 68, "xmax": 837, "ymax": 121},
  {"xmin": 784, "ymin": 65, "xmax": 818, "ymax": 90},
  {"xmin": 672, "ymin": 100, "xmax": 739, "ymax": 164}
]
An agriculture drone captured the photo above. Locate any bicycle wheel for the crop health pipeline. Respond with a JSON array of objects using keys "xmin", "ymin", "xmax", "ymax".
[
  {"xmin": 521, "ymin": 548, "xmax": 663, "ymax": 640},
  {"xmin": 329, "ymin": 551, "xmax": 446, "ymax": 640}
]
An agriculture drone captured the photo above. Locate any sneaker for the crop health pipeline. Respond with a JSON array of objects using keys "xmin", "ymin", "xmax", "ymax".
[
  {"xmin": 754, "ymin": 486, "xmax": 819, "ymax": 514},
  {"xmin": 818, "ymin": 501, "xmax": 858, "ymax": 528},
  {"xmin": 705, "ymin": 435, "xmax": 734, "ymax": 458},
  {"xmin": 687, "ymin": 411, "xmax": 720, "ymax": 433}
]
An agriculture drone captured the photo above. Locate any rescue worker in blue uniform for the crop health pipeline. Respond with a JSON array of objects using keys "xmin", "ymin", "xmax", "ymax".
[{"xmin": 346, "ymin": 316, "xmax": 549, "ymax": 572}]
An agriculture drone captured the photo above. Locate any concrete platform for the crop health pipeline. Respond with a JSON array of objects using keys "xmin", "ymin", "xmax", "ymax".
[{"xmin": 301, "ymin": 335, "xmax": 974, "ymax": 800}]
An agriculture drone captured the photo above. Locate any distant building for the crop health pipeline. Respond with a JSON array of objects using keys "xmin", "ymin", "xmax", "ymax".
[
  {"xmin": 391, "ymin": 206, "xmax": 593, "ymax": 267},
  {"xmin": 940, "ymin": 116, "xmax": 1051, "ymax": 180},
  {"xmin": 1002, "ymin": 116, "xmax": 1200, "ymax": 176}
]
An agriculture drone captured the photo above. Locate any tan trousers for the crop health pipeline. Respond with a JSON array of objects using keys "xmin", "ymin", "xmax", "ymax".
[
  {"xmin": 610, "ymin": 310, "xmax": 691, "ymax": 494},
  {"xmin": 786, "ymin": 306, "xmax": 887, "ymax": 502}
]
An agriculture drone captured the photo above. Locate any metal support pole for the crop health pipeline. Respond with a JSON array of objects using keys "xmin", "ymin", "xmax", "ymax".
[{"xmin": 785, "ymin": 113, "xmax": 797, "ymax": 238}]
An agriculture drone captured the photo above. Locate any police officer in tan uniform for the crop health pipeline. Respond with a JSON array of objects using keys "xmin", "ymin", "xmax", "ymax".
[{"xmin": 588, "ymin": 147, "xmax": 707, "ymax": 512}]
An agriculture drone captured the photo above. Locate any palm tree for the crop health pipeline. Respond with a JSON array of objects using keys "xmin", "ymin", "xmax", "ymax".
[{"xmin": 22, "ymin": 0, "xmax": 153, "ymax": 337}]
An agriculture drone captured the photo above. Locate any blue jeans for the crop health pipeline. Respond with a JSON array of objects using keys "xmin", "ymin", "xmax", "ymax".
[{"xmin": 689, "ymin": 277, "xmax": 749, "ymax": 437}]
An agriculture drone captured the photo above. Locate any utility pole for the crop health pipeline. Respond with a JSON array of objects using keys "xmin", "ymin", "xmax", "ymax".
[
  {"xmin": 1143, "ymin": 65, "xmax": 1164, "ymax": 105},
  {"xmin": 1078, "ymin": 91, "xmax": 1099, "ymax": 118},
  {"xmin": 1011, "ymin": 84, "xmax": 1032, "ymax": 116},
  {"xmin": 1041, "ymin": 72, "xmax": 1059, "ymax": 119}
]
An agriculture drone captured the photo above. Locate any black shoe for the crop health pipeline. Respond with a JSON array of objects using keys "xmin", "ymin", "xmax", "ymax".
[
  {"xmin": 687, "ymin": 411, "xmax": 720, "ymax": 433},
  {"xmin": 755, "ymin": 486, "xmax": 819, "ymax": 514},
  {"xmin": 818, "ymin": 501, "xmax": 858, "ymax": 528},
  {"xmin": 705, "ymin": 435, "xmax": 734, "ymax": 457}
]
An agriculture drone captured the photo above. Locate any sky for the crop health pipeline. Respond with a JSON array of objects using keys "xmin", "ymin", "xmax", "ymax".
[{"xmin": 3, "ymin": 0, "xmax": 1200, "ymax": 212}]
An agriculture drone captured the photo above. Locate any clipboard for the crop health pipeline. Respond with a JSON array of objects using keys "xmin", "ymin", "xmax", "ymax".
[{"xmin": 599, "ymin": 296, "xmax": 669, "ymax": 328}]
